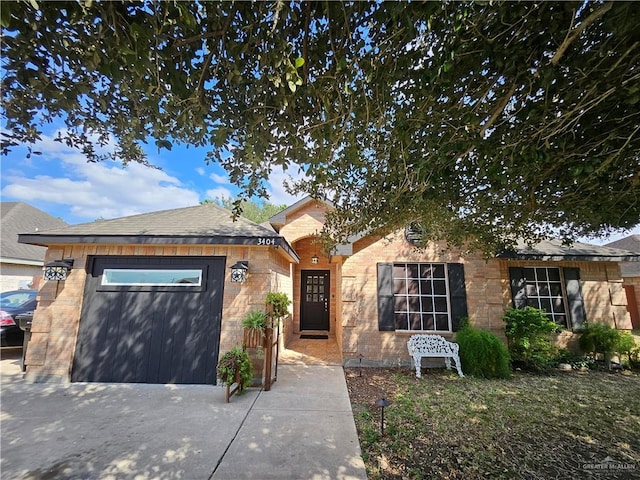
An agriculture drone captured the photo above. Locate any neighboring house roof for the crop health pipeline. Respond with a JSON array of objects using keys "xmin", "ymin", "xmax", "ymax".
[
  {"xmin": 605, "ymin": 234, "xmax": 640, "ymax": 276},
  {"xmin": 1, "ymin": 202, "xmax": 67, "ymax": 264},
  {"xmin": 499, "ymin": 239, "xmax": 640, "ymax": 262},
  {"xmin": 605, "ymin": 234, "xmax": 640, "ymax": 253},
  {"xmin": 18, "ymin": 203, "xmax": 299, "ymax": 262}
]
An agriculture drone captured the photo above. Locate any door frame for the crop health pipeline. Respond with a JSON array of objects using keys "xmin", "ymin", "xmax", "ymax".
[{"xmin": 300, "ymin": 269, "xmax": 330, "ymax": 331}]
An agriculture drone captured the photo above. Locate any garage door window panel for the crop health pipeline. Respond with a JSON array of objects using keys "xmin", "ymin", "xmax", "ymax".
[
  {"xmin": 102, "ymin": 269, "xmax": 203, "ymax": 286},
  {"xmin": 98, "ymin": 266, "xmax": 208, "ymax": 292}
]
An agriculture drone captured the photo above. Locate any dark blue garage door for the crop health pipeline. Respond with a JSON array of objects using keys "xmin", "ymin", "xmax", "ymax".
[{"xmin": 72, "ymin": 256, "xmax": 225, "ymax": 384}]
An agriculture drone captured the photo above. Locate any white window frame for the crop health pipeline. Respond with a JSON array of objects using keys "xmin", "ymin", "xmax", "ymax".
[
  {"xmin": 101, "ymin": 268, "xmax": 203, "ymax": 287},
  {"xmin": 393, "ymin": 262, "xmax": 452, "ymax": 332},
  {"xmin": 522, "ymin": 266, "xmax": 568, "ymax": 327}
]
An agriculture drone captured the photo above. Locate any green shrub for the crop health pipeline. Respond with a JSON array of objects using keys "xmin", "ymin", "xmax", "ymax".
[
  {"xmin": 503, "ymin": 307, "xmax": 560, "ymax": 372},
  {"xmin": 630, "ymin": 347, "xmax": 640, "ymax": 370},
  {"xmin": 579, "ymin": 323, "xmax": 637, "ymax": 368},
  {"xmin": 456, "ymin": 325, "xmax": 511, "ymax": 379},
  {"xmin": 617, "ymin": 331, "xmax": 637, "ymax": 357},
  {"xmin": 217, "ymin": 347, "xmax": 253, "ymax": 389}
]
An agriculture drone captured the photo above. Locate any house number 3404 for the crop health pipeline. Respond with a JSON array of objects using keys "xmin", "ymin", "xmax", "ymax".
[{"xmin": 257, "ymin": 238, "xmax": 276, "ymax": 246}]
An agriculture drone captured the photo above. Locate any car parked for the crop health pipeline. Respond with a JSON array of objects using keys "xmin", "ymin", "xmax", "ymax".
[{"xmin": 0, "ymin": 290, "xmax": 37, "ymax": 347}]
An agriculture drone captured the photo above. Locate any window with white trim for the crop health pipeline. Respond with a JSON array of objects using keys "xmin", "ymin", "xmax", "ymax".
[
  {"xmin": 102, "ymin": 269, "xmax": 203, "ymax": 287},
  {"xmin": 522, "ymin": 267, "xmax": 567, "ymax": 327},
  {"xmin": 393, "ymin": 263, "xmax": 451, "ymax": 332}
]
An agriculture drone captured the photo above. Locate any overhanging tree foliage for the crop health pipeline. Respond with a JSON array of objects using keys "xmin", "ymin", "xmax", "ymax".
[
  {"xmin": 2, "ymin": 1, "xmax": 639, "ymax": 253},
  {"xmin": 201, "ymin": 197, "xmax": 286, "ymax": 224}
]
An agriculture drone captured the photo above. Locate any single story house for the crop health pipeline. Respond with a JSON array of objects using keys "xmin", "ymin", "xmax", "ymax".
[
  {"xmin": 18, "ymin": 198, "xmax": 639, "ymax": 384},
  {"xmin": 1, "ymin": 202, "xmax": 67, "ymax": 291}
]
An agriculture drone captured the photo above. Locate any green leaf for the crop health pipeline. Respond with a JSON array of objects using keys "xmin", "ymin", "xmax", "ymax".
[
  {"xmin": 0, "ymin": 2, "xmax": 12, "ymax": 27},
  {"xmin": 294, "ymin": 57, "xmax": 305, "ymax": 68},
  {"xmin": 155, "ymin": 139, "xmax": 172, "ymax": 150}
]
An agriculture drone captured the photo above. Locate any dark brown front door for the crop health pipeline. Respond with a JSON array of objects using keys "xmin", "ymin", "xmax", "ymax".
[{"xmin": 301, "ymin": 270, "xmax": 330, "ymax": 331}]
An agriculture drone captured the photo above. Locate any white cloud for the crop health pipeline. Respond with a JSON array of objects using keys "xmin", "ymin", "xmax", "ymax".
[
  {"xmin": 196, "ymin": 167, "xmax": 205, "ymax": 176},
  {"xmin": 1, "ymin": 133, "xmax": 200, "ymax": 221},
  {"xmin": 209, "ymin": 172, "xmax": 229, "ymax": 184},
  {"xmin": 265, "ymin": 165, "xmax": 307, "ymax": 205},
  {"xmin": 204, "ymin": 187, "xmax": 233, "ymax": 200}
]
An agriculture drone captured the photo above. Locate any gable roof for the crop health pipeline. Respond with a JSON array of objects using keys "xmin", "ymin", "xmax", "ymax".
[
  {"xmin": 1, "ymin": 202, "xmax": 67, "ymax": 264},
  {"xmin": 269, "ymin": 196, "xmax": 333, "ymax": 228},
  {"xmin": 604, "ymin": 235, "xmax": 640, "ymax": 253},
  {"xmin": 499, "ymin": 239, "xmax": 640, "ymax": 262},
  {"xmin": 268, "ymin": 196, "xmax": 364, "ymax": 256},
  {"xmin": 18, "ymin": 203, "xmax": 299, "ymax": 262}
]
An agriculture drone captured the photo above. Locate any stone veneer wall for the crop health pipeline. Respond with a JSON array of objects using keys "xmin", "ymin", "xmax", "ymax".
[
  {"xmin": 25, "ymin": 243, "xmax": 291, "ymax": 382},
  {"xmin": 339, "ymin": 231, "xmax": 633, "ymax": 366},
  {"xmin": 499, "ymin": 260, "xmax": 632, "ymax": 331},
  {"xmin": 340, "ymin": 231, "xmax": 504, "ymax": 366}
]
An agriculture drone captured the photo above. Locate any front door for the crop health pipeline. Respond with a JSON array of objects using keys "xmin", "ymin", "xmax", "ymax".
[{"xmin": 300, "ymin": 270, "xmax": 330, "ymax": 331}]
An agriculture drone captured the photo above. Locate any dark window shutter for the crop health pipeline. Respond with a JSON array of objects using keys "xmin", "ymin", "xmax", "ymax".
[
  {"xmin": 377, "ymin": 263, "xmax": 395, "ymax": 331},
  {"xmin": 447, "ymin": 263, "xmax": 468, "ymax": 332},
  {"xmin": 509, "ymin": 267, "xmax": 527, "ymax": 309},
  {"xmin": 563, "ymin": 267, "xmax": 586, "ymax": 330}
]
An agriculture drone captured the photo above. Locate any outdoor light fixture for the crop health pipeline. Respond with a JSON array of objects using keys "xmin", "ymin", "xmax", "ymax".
[
  {"xmin": 43, "ymin": 259, "xmax": 74, "ymax": 281},
  {"xmin": 311, "ymin": 230, "xmax": 320, "ymax": 264},
  {"xmin": 375, "ymin": 397, "xmax": 391, "ymax": 435},
  {"xmin": 230, "ymin": 261, "xmax": 249, "ymax": 283}
]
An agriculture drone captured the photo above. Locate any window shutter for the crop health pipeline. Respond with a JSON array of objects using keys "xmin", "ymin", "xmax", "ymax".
[
  {"xmin": 563, "ymin": 267, "xmax": 586, "ymax": 330},
  {"xmin": 509, "ymin": 267, "xmax": 527, "ymax": 309},
  {"xmin": 377, "ymin": 263, "xmax": 395, "ymax": 331},
  {"xmin": 447, "ymin": 263, "xmax": 468, "ymax": 332}
]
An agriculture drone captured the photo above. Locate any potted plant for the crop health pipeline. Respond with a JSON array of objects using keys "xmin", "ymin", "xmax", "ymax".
[
  {"xmin": 265, "ymin": 292, "xmax": 291, "ymax": 326},
  {"xmin": 242, "ymin": 310, "xmax": 267, "ymax": 348},
  {"xmin": 217, "ymin": 346, "xmax": 253, "ymax": 401}
]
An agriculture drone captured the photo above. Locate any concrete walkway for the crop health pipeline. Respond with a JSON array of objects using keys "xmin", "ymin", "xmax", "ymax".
[{"xmin": 0, "ymin": 350, "xmax": 367, "ymax": 480}]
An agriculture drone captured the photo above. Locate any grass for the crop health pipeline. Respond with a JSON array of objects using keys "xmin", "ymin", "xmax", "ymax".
[{"xmin": 345, "ymin": 367, "xmax": 640, "ymax": 480}]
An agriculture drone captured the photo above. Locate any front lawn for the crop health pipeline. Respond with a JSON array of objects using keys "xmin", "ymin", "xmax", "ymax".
[{"xmin": 345, "ymin": 368, "xmax": 639, "ymax": 480}]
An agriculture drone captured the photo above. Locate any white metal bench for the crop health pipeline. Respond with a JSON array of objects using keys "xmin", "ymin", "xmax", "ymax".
[{"xmin": 407, "ymin": 334, "xmax": 464, "ymax": 378}]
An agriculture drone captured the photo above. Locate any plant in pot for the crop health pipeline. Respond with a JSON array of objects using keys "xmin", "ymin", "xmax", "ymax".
[
  {"xmin": 265, "ymin": 292, "xmax": 291, "ymax": 327},
  {"xmin": 242, "ymin": 310, "xmax": 267, "ymax": 349},
  {"xmin": 217, "ymin": 346, "xmax": 252, "ymax": 390}
]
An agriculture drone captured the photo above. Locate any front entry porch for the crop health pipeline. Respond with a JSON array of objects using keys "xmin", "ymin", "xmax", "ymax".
[{"xmin": 280, "ymin": 334, "xmax": 342, "ymax": 365}]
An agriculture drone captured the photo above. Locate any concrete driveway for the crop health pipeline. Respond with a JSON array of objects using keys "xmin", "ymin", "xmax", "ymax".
[{"xmin": 0, "ymin": 349, "xmax": 367, "ymax": 479}]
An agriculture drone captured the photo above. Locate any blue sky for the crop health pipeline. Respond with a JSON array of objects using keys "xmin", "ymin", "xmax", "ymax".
[
  {"xmin": 1, "ymin": 125, "xmax": 306, "ymax": 225},
  {"xmin": 1, "ymin": 124, "xmax": 638, "ymax": 245}
]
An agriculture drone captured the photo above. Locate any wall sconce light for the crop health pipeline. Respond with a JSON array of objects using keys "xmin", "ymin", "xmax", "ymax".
[
  {"xmin": 43, "ymin": 259, "xmax": 74, "ymax": 281},
  {"xmin": 375, "ymin": 397, "xmax": 391, "ymax": 435},
  {"xmin": 230, "ymin": 261, "xmax": 249, "ymax": 283}
]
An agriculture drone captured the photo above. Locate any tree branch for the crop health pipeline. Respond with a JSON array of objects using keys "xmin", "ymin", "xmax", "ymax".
[
  {"xmin": 479, "ymin": 82, "xmax": 516, "ymax": 138},
  {"xmin": 550, "ymin": 2, "xmax": 613, "ymax": 66}
]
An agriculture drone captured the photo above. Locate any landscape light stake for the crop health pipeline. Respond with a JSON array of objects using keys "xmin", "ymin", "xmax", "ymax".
[
  {"xmin": 359, "ymin": 354, "xmax": 364, "ymax": 377},
  {"xmin": 375, "ymin": 398, "xmax": 391, "ymax": 435}
]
